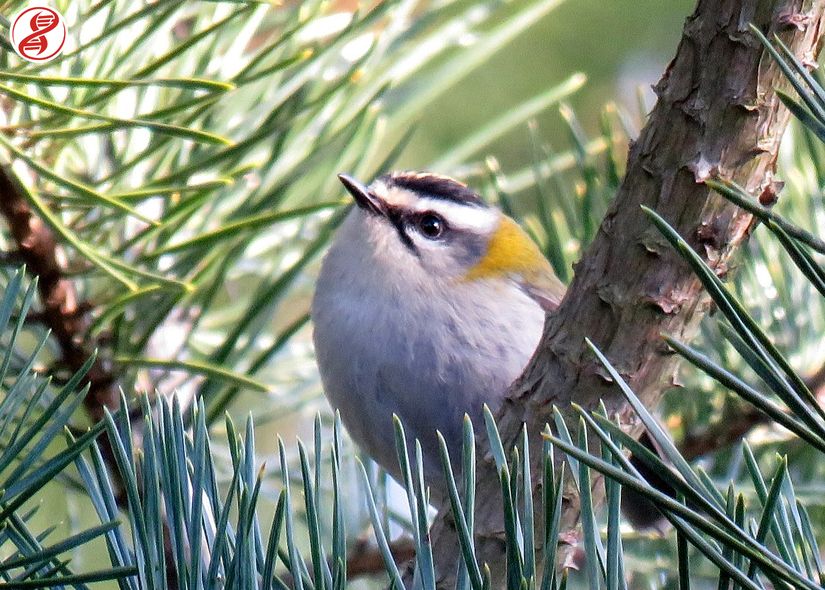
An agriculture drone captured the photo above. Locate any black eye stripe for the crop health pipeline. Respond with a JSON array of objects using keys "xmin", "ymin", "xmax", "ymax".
[
  {"xmin": 380, "ymin": 205, "xmax": 455, "ymax": 254},
  {"xmin": 384, "ymin": 206, "xmax": 418, "ymax": 254}
]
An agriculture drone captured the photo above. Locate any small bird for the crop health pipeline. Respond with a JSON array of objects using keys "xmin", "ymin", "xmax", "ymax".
[{"xmin": 312, "ymin": 171, "xmax": 565, "ymax": 505}]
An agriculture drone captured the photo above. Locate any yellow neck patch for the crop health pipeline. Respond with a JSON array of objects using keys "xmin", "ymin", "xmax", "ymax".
[{"xmin": 464, "ymin": 216, "xmax": 550, "ymax": 282}]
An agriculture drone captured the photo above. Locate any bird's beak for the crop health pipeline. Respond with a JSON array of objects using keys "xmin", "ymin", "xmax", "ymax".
[{"xmin": 338, "ymin": 173, "xmax": 384, "ymax": 216}]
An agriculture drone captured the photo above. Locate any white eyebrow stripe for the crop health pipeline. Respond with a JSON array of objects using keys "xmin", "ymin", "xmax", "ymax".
[
  {"xmin": 370, "ymin": 180, "xmax": 414, "ymax": 207},
  {"xmin": 411, "ymin": 197, "xmax": 499, "ymax": 233}
]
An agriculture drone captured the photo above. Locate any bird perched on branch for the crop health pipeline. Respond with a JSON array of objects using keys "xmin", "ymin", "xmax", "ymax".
[
  {"xmin": 313, "ymin": 170, "xmax": 673, "ymax": 532},
  {"xmin": 312, "ymin": 171, "xmax": 565, "ymax": 505}
]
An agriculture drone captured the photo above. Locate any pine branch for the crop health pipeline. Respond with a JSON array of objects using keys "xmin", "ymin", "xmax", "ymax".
[
  {"xmin": 429, "ymin": 0, "xmax": 825, "ymax": 585},
  {"xmin": 0, "ymin": 164, "xmax": 183, "ymax": 585},
  {"xmin": 0, "ymin": 166, "xmax": 119, "ymax": 421}
]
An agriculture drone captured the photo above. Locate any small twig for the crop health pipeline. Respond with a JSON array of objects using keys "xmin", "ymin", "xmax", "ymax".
[
  {"xmin": 274, "ymin": 537, "xmax": 415, "ymax": 585},
  {"xmin": 679, "ymin": 406, "xmax": 768, "ymax": 460},
  {"xmin": 346, "ymin": 537, "xmax": 416, "ymax": 579},
  {"xmin": 806, "ymin": 361, "xmax": 825, "ymax": 402},
  {"xmin": 677, "ymin": 360, "xmax": 825, "ymax": 461}
]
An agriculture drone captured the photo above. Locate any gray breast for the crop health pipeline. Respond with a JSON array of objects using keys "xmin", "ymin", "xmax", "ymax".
[{"xmin": 312, "ymin": 258, "xmax": 545, "ymax": 504}]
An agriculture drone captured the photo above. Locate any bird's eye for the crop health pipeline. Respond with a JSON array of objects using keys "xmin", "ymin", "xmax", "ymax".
[{"xmin": 417, "ymin": 213, "xmax": 444, "ymax": 239}]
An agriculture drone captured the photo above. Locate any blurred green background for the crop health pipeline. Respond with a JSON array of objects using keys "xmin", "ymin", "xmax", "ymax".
[{"xmin": 404, "ymin": 0, "xmax": 694, "ymax": 168}]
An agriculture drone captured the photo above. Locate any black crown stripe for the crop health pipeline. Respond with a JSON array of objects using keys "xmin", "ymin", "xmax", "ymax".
[{"xmin": 382, "ymin": 172, "xmax": 485, "ymax": 207}]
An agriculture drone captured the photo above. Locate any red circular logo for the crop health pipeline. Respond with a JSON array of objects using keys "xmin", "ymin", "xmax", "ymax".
[{"xmin": 10, "ymin": 5, "xmax": 66, "ymax": 63}]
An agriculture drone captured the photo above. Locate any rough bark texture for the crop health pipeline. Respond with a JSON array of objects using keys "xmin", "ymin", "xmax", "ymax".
[{"xmin": 429, "ymin": 0, "xmax": 825, "ymax": 586}]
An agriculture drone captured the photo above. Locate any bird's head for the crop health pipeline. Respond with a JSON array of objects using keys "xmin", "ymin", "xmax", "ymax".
[{"xmin": 337, "ymin": 171, "xmax": 565, "ymax": 310}]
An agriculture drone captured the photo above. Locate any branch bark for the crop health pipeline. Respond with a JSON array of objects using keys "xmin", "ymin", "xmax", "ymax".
[{"xmin": 430, "ymin": 0, "xmax": 825, "ymax": 585}]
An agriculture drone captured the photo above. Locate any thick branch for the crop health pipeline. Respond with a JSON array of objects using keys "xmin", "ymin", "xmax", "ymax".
[{"xmin": 430, "ymin": 0, "xmax": 825, "ymax": 585}]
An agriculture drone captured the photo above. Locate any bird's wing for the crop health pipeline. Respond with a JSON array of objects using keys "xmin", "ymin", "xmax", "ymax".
[{"xmin": 519, "ymin": 256, "xmax": 566, "ymax": 312}]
